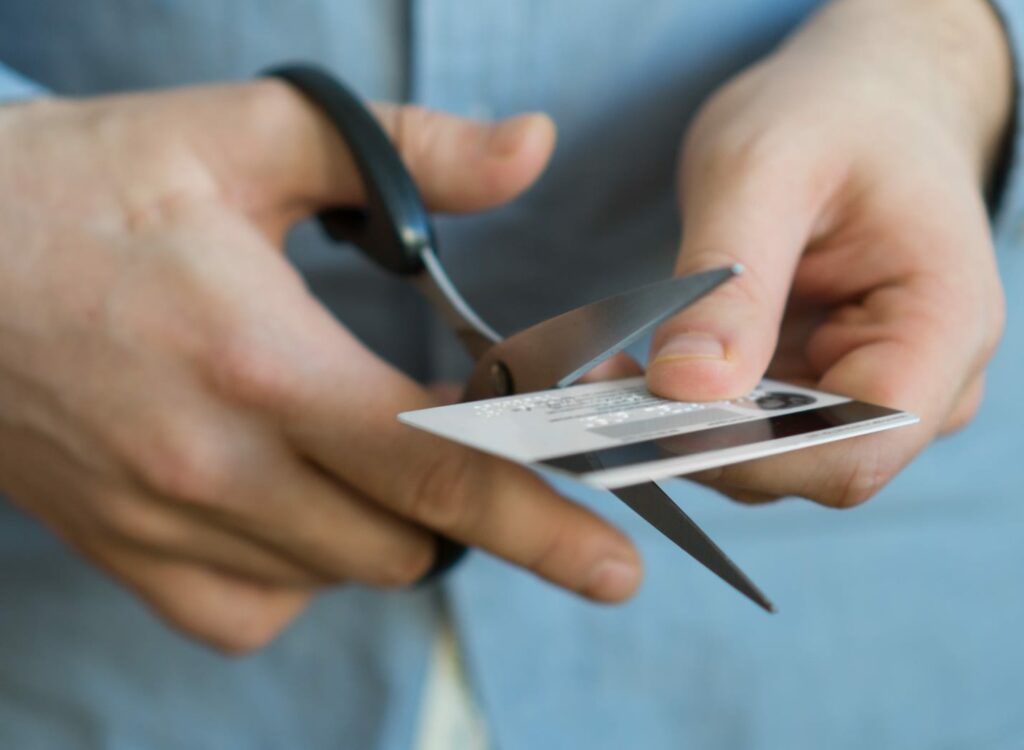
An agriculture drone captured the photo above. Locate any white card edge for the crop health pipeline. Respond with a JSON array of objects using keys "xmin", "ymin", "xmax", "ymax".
[{"xmin": 579, "ymin": 412, "xmax": 920, "ymax": 489}]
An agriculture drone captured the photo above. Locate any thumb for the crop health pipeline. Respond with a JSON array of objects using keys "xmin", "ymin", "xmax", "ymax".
[
  {"xmin": 242, "ymin": 79, "xmax": 556, "ymax": 217},
  {"xmin": 646, "ymin": 144, "xmax": 824, "ymax": 402}
]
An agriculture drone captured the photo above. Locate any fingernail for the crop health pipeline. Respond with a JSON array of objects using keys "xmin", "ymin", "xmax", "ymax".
[
  {"xmin": 653, "ymin": 332, "xmax": 726, "ymax": 363},
  {"xmin": 584, "ymin": 558, "xmax": 641, "ymax": 601},
  {"xmin": 487, "ymin": 115, "xmax": 533, "ymax": 157}
]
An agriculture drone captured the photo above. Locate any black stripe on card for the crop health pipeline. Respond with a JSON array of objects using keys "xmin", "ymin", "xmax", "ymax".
[{"xmin": 540, "ymin": 401, "xmax": 901, "ymax": 475}]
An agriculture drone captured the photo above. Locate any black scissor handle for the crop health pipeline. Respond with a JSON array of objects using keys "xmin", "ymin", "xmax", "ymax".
[
  {"xmin": 265, "ymin": 64, "xmax": 431, "ymax": 276},
  {"xmin": 264, "ymin": 64, "xmax": 468, "ymax": 582}
]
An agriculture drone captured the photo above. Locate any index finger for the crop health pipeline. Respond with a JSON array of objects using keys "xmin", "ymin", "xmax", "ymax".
[{"xmin": 281, "ymin": 321, "xmax": 643, "ymax": 602}]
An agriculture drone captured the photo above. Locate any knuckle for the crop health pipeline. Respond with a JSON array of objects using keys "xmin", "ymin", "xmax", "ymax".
[
  {"xmin": 97, "ymin": 492, "xmax": 174, "ymax": 547},
  {"xmin": 943, "ymin": 406, "xmax": 978, "ymax": 435},
  {"xmin": 236, "ymin": 78, "xmax": 311, "ymax": 149},
  {"xmin": 133, "ymin": 420, "xmax": 232, "ymax": 507},
  {"xmin": 943, "ymin": 381, "xmax": 985, "ymax": 435},
  {"xmin": 686, "ymin": 116, "xmax": 795, "ymax": 186},
  {"xmin": 406, "ymin": 451, "xmax": 481, "ymax": 532},
  {"xmin": 829, "ymin": 477, "xmax": 881, "ymax": 510},
  {"xmin": 206, "ymin": 334, "xmax": 299, "ymax": 411},
  {"xmin": 823, "ymin": 450, "xmax": 894, "ymax": 509},
  {"xmin": 124, "ymin": 191, "xmax": 202, "ymax": 235},
  {"xmin": 956, "ymin": 265, "xmax": 1007, "ymax": 369},
  {"xmin": 963, "ymin": 400, "xmax": 982, "ymax": 425}
]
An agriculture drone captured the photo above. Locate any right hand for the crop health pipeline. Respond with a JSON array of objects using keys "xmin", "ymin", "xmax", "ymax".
[{"xmin": 0, "ymin": 80, "xmax": 641, "ymax": 653}]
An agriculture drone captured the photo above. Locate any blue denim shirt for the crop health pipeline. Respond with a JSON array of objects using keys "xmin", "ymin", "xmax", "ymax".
[{"xmin": 2, "ymin": 2, "xmax": 1024, "ymax": 748}]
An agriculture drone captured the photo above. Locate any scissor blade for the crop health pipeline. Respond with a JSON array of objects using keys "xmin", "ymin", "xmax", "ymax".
[
  {"xmin": 413, "ymin": 247, "xmax": 502, "ymax": 361},
  {"xmin": 612, "ymin": 481, "xmax": 775, "ymax": 612},
  {"xmin": 468, "ymin": 265, "xmax": 741, "ymax": 399}
]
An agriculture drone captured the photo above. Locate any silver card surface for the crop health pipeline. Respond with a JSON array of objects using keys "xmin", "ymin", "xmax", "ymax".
[{"xmin": 399, "ymin": 377, "xmax": 917, "ymax": 489}]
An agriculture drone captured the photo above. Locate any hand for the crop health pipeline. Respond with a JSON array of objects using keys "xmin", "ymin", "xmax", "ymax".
[
  {"xmin": 647, "ymin": 0, "xmax": 1013, "ymax": 506},
  {"xmin": 0, "ymin": 81, "xmax": 641, "ymax": 653}
]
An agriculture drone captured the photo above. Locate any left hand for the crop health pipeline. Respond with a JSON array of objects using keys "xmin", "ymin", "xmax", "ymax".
[{"xmin": 647, "ymin": 0, "xmax": 1014, "ymax": 507}]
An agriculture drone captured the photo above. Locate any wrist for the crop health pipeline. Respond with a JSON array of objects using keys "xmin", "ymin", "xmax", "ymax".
[{"xmin": 782, "ymin": 0, "xmax": 1013, "ymax": 181}]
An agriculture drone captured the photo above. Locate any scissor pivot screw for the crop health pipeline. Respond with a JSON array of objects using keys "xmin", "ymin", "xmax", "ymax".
[{"xmin": 489, "ymin": 362, "xmax": 514, "ymax": 396}]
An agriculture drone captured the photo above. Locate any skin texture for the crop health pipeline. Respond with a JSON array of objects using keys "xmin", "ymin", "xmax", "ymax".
[
  {"xmin": 0, "ymin": 81, "xmax": 641, "ymax": 653},
  {"xmin": 0, "ymin": 0, "xmax": 1014, "ymax": 653},
  {"xmin": 647, "ymin": 0, "xmax": 1013, "ymax": 507}
]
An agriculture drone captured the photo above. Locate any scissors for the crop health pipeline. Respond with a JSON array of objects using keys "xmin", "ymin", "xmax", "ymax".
[{"xmin": 268, "ymin": 64, "xmax": 774, "ymax": 613}]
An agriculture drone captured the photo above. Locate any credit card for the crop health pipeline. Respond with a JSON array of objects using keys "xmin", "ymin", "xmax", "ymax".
[{"xmin": 399, "ymin": 378, "xmax": 918, "ymax": 489}]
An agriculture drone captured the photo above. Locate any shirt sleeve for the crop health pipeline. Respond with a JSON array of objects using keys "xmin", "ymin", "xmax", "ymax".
[
  {"xmin": 0, "ymin": 62, "xmax": 46, "ymax": 102},
  {"xmin": 987, "ymin": 0, "xmax": 1024, "ymax": 248}
]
